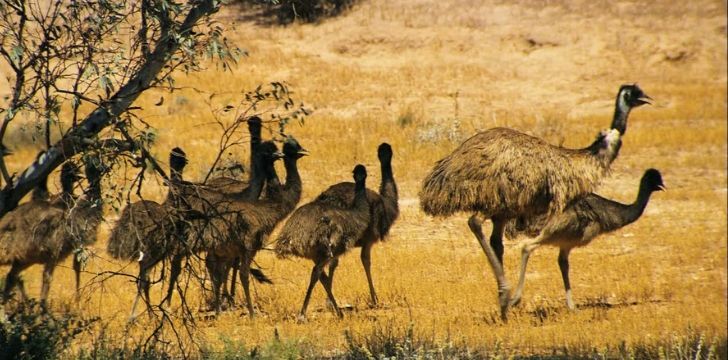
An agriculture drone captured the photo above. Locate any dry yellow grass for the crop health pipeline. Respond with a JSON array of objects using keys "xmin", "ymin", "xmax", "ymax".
[{"xmin": 1, "ymin": 0, "xmax": 726, "ymax": 356}]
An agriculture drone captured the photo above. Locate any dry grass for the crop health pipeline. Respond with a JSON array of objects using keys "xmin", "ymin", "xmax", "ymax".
[{"xmin": 1, "ymin": 0, "xmax": 726, "ymax": 357}]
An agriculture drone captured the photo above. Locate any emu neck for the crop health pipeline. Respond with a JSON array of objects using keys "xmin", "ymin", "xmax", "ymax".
[
  {"xmin": 604, "ymin": 185, "xmax": 655, "ymax": 232},
  {"xmin": 248, "ymin": 130, "xmax": 261, "ymax": 181},
  {"xmin": 32, "ymin": 176, "xmax": 50, "ymax": 202},
  {"xmin": 622, "ymin": 185, "xmax": 654, "ymax": 226},
  {"xmin": 60, "ymin": 177, "xmax": 76, "ymax": 204},
  {"xmin": 170, "ymin": 168, "xmax": 184, "ymax": 182},
  {"xmin": 86, "ymin": 178, "xmax": 102, "ymax": 203},
  {"xmin": 379, "ymin": 160, "xmax": 398, "ymax": 206},
  {"xmin": 242, "ymin": 158, "xmax": 266, "ymax": 201},
  {"xmin": 353, "ymin": 180, "xmax": 368, "ymax": 211},
  {"xmin": 263, "ymin": 162, "xmax": 282, "ymax": 199},
  {"xmin": 283, "ymin": 157, "xmax": 302, "ymax": 201},
  {"xmin": 611, "ymin": 98, "xmax": 631, "ymax": 135}
]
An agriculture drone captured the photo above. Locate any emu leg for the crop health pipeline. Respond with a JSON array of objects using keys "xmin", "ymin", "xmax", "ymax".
[
  {"xmin": 163, "ymin": 254, "xmax": 183, "ymax": 307},
  {"xmin": 558, "ymin": 248, "xmax": 575, "ymax": 310},
  {"xmin": 323, "ymin": 258, "xmax": 339, "ymax": 308},
  {"xmin": 205, "ymin": 254, "xmax": 226, "ymax": 313},
  {"xmin": 238, "ymin": 253, "xmax": 255, "ymax": 318},
  {"xmin": 129, "ymin": 254, "xmax": 161, "ymax": 321},
  {"xmin": 468, "ymin": 214, "xmax": 511, "ymax": 321},
  {"xmin": 73, "ymin": 256, "xmax": 81, "ymax": 300},
  {"xmin": 319, "ymin": 269, "xmax": 343, "ymax": 318},
  {"xmin": 2, "ymin": 262, "xmax": 30, "ymax": 304},
  {"xmin": 360, "ymin": 242, "xmax": 378, "ymax": 305},
  {"xmin": 299, "ymin": 261, "xmax": 326, "ymax": 320},
  {"xmin": 510, "ymin": 239, "xmax": 542, "ymax": 307},
  {"xmin": 40, "ymin": 261, "xmax": 59, "ymax": 307},
  {"xmin": 228, "ymin": 256, "xmax": 241, "ymax": 300}
]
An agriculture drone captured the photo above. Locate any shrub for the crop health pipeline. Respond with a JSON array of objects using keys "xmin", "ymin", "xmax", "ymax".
[{"xmin": 0, "ymin": 300, "xmax": 96, "ymax": 360}]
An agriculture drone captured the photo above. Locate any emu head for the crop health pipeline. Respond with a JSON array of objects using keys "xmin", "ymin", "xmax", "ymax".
[
  {"xmin": 61, "ymin": 161, "xmax": 82, "ymax": 184},
  {"xmin": 83, "ymin": 154, "xmax": 104, "ymax": 184},
  {"xmin": 618, "ymin": 84, "xmax": 651, "ymax": 109},
  {"xmin": 612, "ymin": 84, "xmax": 651, "ymax": 135},
  {"xmin": 169, "ymin": 147, "xmax": 188, "ymax": 174},
  {"xmin": 642, "ymin": 168, "xmax": 665, "ymax": 193},
  {"xmin": 377, "ymin": 143, "xmax": 393, "ymax": 164},
  {"xmin": 247, "ymin": 116, "xmax": 262, "ymax": 138},
  {"xmin": 283, "ymin": 136, "xmax": 308, "ymax": 159},
  {"xmin": 259, "ymin": 141, "xmax": 283, "ymax": 163},
  {"xmin": 353, "ymin": 164, "xmax": 367, "ymax": 184}
]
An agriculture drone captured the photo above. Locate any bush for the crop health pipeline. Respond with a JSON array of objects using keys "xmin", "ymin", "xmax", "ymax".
[
  {"xmin": 0, "ymin": 300, "xmax": 96, "ymax": 360},
  {"xmin": 238, "ymin": 0, "xmax": 359, "ymax": 25}
]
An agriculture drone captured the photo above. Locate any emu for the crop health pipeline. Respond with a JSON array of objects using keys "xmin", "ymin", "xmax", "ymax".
[
  {"xmin": 508, "ymin": 169, "xmax": 665, "ymax": 309},
  {"xmin": 312, "ymin": 143, "xmax": 398, "ymax": 305},
  {"xmin": 276, "ymin": 164, "xmax": 370, "ymax": 320},
  {"xmin": 106, "ymin": 147, "xmax": 189, "ymax": 319},
  {"xmin": 0, "ymin": 155, "xmax": 104, "ymax": 306}
]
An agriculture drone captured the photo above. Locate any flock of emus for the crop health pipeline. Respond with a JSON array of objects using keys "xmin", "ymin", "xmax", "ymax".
[{"xmin": 0, "ymin": 84, "xmax": 663, "ymax": 322}]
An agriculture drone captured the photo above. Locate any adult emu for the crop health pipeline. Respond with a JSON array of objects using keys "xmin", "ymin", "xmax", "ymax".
[
  {"xmin": 276, "ymin": 164, "xmax": 370, "ymax": 320},
  {"xmin": 312, "ymin": 143, "xmax": 398, "ymax": 305},
  {"xmin": 508, "ymin": 169, "xmax": 665, "ymax": 309}
]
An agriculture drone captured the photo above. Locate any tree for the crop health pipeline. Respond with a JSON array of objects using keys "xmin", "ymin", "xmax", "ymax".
[{"xmin": 0, "ymin": 0, "xmax": 236, "ymax": 217}]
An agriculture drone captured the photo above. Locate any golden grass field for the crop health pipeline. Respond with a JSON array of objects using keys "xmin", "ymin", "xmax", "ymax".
[{"xmin": 1, "ymin": 0, "xmax": 727, "ymax": 357}]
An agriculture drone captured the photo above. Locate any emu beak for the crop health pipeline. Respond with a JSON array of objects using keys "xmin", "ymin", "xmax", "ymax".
[
  {"xmin": 635, "ymin": 93, "xmax": 652, "ymax": 106},
  {"xmin": 298, "ymin": 148, "xmax": 309, "ymax": 157},
  {"xmin": 657, "ymin": 183, "xmax": 666, "ymax": 191},
  {"xmin": 274, "ymin": 151, "xmax": 285, "ymax": 159}
]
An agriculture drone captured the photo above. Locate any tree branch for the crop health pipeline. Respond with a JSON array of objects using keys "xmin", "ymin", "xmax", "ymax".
[{"xmin": 0, "ymin": 0, "xmax": 220, "ymax": 217}]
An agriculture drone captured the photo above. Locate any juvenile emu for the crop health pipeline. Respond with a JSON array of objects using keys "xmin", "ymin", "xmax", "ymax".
[
  {"xmin": 0, "ymin": 162, "xmax": 81, "ymax": 303},
  {"xmin": 508, "ymin": 169, "xmax": 665, "ymax": 309},
  {"xmin": 202, "ymin": 138, "xmax": 306, "ymax": 316},
  {"xmin": 0, "ymin": 155, "xmax": 103, "ymax": 306},
  {"xmin": 106, "ymin": 147, "xmax": 189, "ymax": 318},
  {"xmin": 419, "ymin": 84, "xmax": 649, "ymax": 320},
  {"xmin": 312, "ymin": 143, "xmax": 398, "ymax": 305},
  {"xmin": 276, "ymin": 164, "xmax": 370, "ymax": 320}
]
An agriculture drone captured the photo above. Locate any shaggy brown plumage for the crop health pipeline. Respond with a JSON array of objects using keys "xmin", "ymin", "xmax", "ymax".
[
  {"xmin": 310, "ymin": 143, "xmax": 398, "ymax": 304},
  {"xmin": 417, "ymin": 84, "xmax": 650, "ymax": 321},
  {"xmin": 420, "ymin": 128, "xmax": 622, "ymax": 218},
  {"xmin": 509, "ymin": 169, "xmax": 664, "ymax": 309},
  {"xmin": 106, "ymin": 147, "xmax": 188, "ymax": 319},
  {"xmin": 276, "ymin": 164, "xmax": 370, "ymax": 319},
  {"xmin": 0, "ymin": 156, "xmax": 103, "ymax": 306}
]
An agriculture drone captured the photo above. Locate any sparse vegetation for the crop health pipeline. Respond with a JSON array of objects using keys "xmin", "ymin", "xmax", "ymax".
[{"xmin": 0, "ymin": 0, "xmax": 725, "ymax": 358}]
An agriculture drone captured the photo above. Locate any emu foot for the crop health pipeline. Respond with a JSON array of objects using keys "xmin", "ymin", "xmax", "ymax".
[
  {"xmin": 509, "ymin": 294, "xmax": 522, "ymax": 308},
  {"xmin": 498, "ymin": 287, "xmax": 512, "ymax": 322}
]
